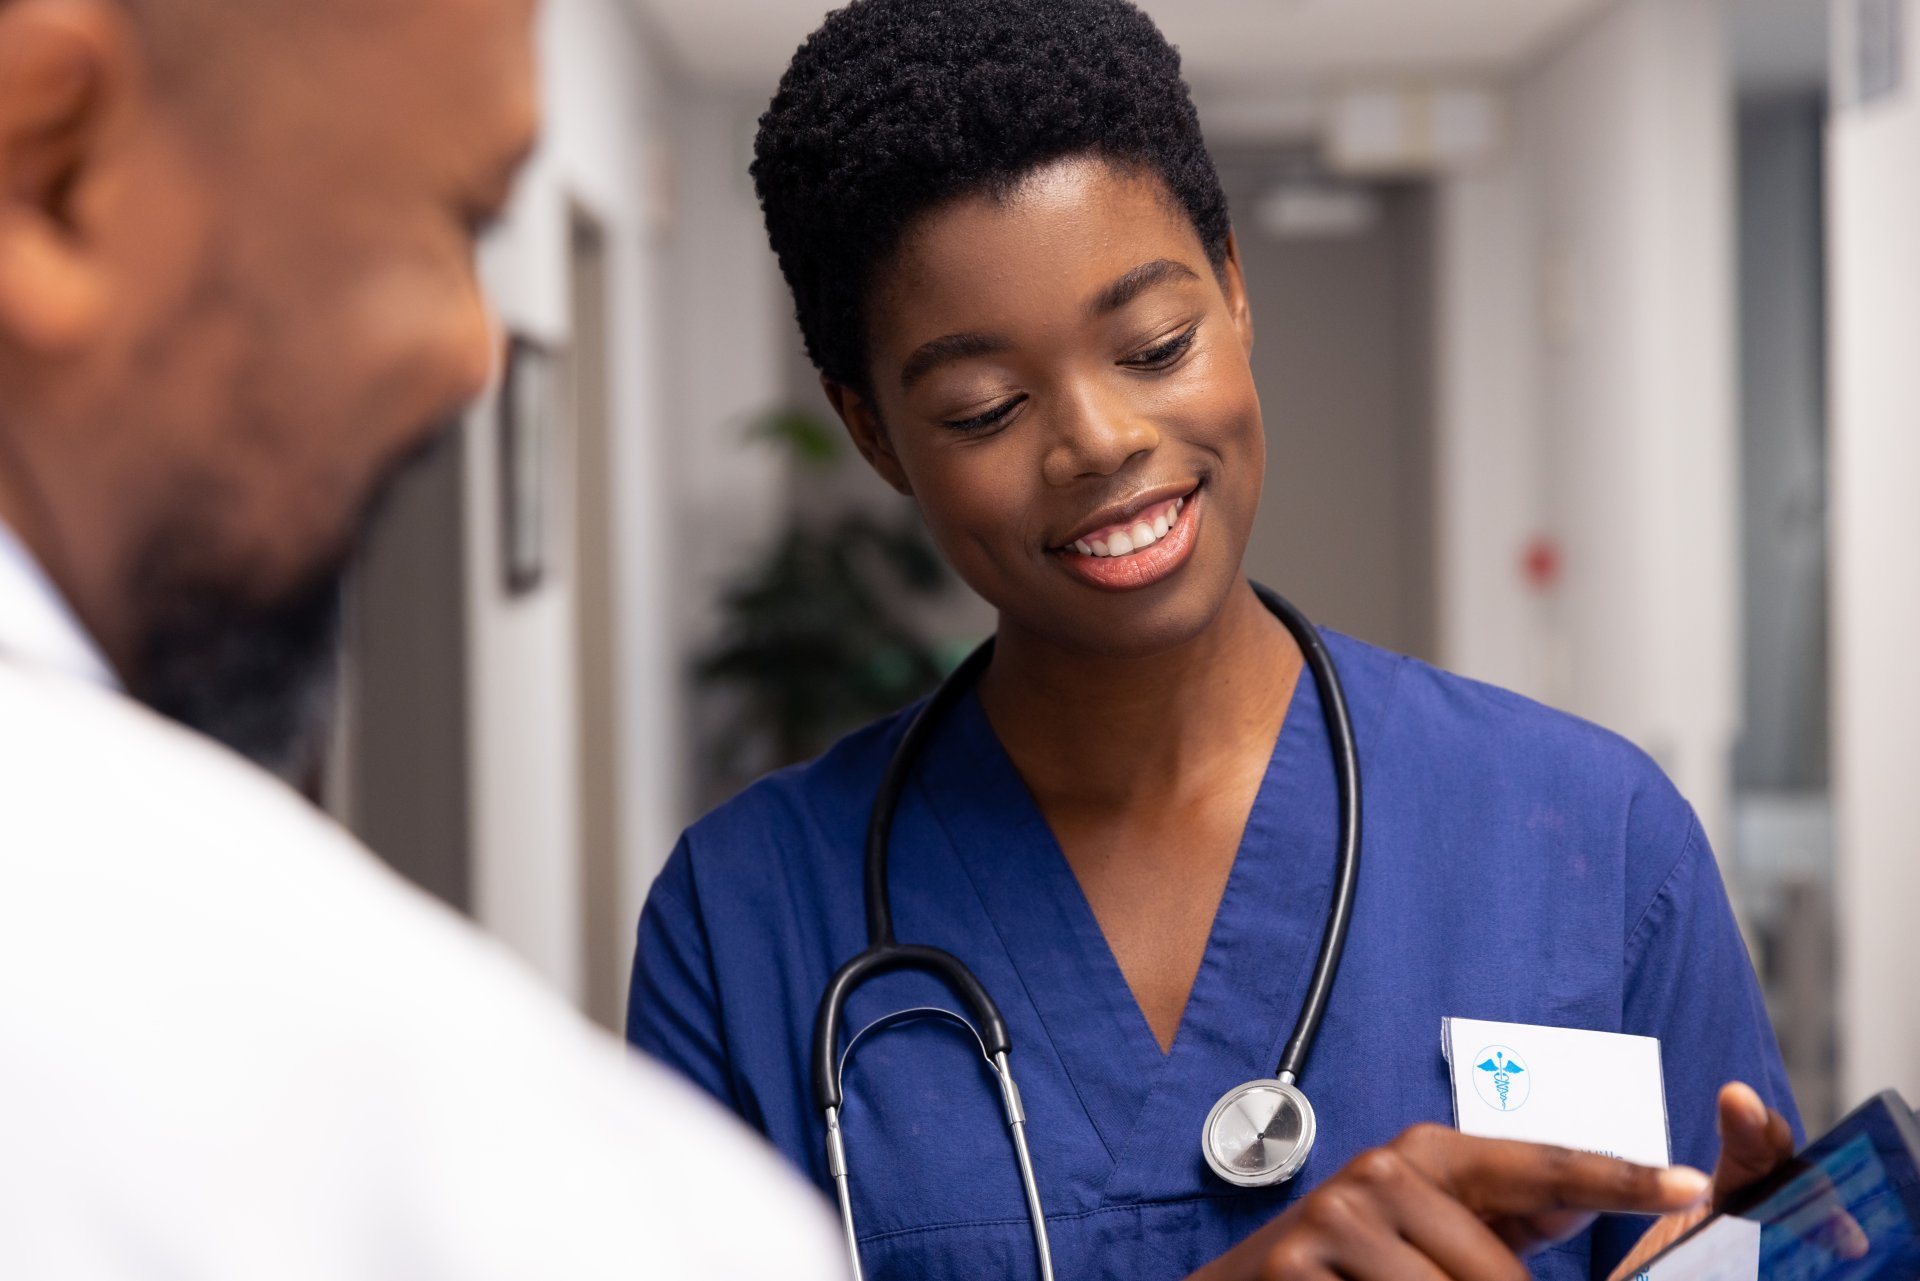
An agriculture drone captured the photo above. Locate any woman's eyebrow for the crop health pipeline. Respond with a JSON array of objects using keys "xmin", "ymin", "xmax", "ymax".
[
  {"xmin": 897, "ymin": 258, "xmax": 1199, "ymax": 391},
  {"xmin": 900, "ymin": 332, "xmax": 1013, "ymax": 390},
  {"xmin": 1086, "ymin": 258, "xmax": 1200, "ymax": 318}
]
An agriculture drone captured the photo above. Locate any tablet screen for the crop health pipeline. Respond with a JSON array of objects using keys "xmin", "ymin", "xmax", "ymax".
[{"xmin": 1643, "ymin": 1092, "xmax": 1920, "ymax": 1280}]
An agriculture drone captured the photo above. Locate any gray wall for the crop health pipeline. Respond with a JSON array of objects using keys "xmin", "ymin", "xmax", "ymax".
[
  {"xmin": 1735, "ymin": 95, "xmax": 1830, "ymax": 791},
  {"xmin": 1730, "ymin": 90, "xmax": 1836, "ymax": 1130},
  {"xmin": 1220, "ymin": 163, "xmax": 1439, "ymax": 660},
  {"xmin": 341, "ymin": 430, "xmax": 473, "ymax": 912}
]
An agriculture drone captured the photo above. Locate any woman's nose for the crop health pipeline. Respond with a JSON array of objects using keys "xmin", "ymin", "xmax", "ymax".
[{"xmin": 1041, "ymin": 383, "xmax": 1161, "ymax": 485}]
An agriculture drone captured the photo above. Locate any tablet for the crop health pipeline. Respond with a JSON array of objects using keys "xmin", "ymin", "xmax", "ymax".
[{"xmin": 1638, "ymin": 1089, "xmax": 1920, "ymax": 1279}]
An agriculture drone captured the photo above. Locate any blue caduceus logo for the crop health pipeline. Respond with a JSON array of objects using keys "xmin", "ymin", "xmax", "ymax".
[{"xmin": 1473, "ymin": 1045, "xmax": 1530, "ymax": 1112}]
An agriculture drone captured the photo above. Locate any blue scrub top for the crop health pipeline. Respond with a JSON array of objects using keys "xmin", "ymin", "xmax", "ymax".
[{"xmin": 629, "ymin": 632, "xmax": 1799, "ymax": 1280}]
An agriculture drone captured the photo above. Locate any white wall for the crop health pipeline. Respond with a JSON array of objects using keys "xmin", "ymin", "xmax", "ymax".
[
  {"xmin": 660, "ymin": 87, "xmax": 794, "ymax": 811},
  {"xmin": 466, "ymin": 20, "xmax": 803, "ymax": 1003},
  {"xmin": 1828, "ymin": 0, "xmax": 1920, "ymax": 1107},
  {"xmin": 1434, "ymin": 166, "xmax": 1552, "ymax": 695},
  {"xmin": 468, "ymin": 0, "xmax": 678, "ymax": 1002},
  {"xmin": 1436, "ymin": 0, "xmax": 1741, "ymax": 851}
]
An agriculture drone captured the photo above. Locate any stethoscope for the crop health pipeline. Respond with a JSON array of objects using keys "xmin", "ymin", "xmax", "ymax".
[{"xmin": 812, "ymin": 583, "xmax": 1363, "ymax": 1281}]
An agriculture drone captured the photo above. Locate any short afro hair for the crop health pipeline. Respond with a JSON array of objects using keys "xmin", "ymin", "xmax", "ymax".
[{"xmin": 752, "ymin": 0, "xmax": 1231, "ymax": 394}]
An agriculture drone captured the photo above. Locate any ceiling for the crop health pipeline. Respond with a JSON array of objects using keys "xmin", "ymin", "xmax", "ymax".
[{"xmin": 632, "ymin": 0, "xmax": 1619, "ymax": 97}]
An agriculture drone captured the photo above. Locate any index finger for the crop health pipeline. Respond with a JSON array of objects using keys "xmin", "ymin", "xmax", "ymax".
[{"xmin": 1398, "ymin": 1125, "xmax": 1712, "ymax": 1218}]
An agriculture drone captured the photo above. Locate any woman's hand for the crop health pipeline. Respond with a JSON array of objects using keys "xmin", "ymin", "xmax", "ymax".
[
  {"xmin": 1608, "ymin": 1081, "xmax": 1864, "ymax": 1281},
  {"xmin": 1190, "ymin": 1123, "xmax": 1711, "ymax": 1281}
]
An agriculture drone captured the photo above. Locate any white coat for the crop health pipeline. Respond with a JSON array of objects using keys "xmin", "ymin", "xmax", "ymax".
[{"xmin": 0, "ymin": 525, "xmax": 843, "ymax": 1280}]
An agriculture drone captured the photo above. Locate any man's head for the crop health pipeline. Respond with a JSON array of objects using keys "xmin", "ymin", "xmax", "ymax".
[{"xmin": 0, "ymin": 0, "xmax": 538, "ymax": 769}]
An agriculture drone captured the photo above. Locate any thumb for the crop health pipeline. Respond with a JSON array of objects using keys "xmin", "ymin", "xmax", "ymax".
[{"xmin": 1711, "ymin": 1082, "xmax": 1793, "ymax": 1208}]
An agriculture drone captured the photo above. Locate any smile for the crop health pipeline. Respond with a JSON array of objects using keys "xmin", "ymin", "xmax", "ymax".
[
  {"xmin": 1068, "ymin": 493, "xmax": 1187, "ymax": 558},
  {"xmin": 1053, "ymin": 486, "xmax": 1202, "ymax": 591}
]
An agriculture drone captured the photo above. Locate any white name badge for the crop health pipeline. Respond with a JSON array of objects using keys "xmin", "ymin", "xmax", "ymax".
[{"xmin": 1443, "ymin": 1017, "xmax": 1672, "ymax": 1168}]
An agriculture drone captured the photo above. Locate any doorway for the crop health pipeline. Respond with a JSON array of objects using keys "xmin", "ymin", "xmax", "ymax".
[
  {"xmin": 331, "ymin": 425, "xmax": 474, "ymax": 912},
  {"xmin": 1215, "ymin": 149, "xmax": 1439, "ymax": 661},
  {"xmin": 568, "ymin": 205, "xmax": 626, "ymax": 1032}
]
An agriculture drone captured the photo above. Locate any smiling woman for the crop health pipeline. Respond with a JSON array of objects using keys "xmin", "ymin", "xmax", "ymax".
[
  {"xmin": 626, "ymin": 3, "xmax": 1801, "ymax": 1280},
  {"xmin": 833, "ymin": 155, "xmax": 1266, "ymax": 658}
]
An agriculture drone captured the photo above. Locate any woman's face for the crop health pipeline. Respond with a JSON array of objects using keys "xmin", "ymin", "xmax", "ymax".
[{"xmin": 834, "ymin": 156, "xmax": 1263, "ymax": 659}]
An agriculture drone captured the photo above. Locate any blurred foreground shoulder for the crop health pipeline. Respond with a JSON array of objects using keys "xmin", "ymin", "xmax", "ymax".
[{"xmin": 0, "ymin": 664, "xmax": 844, "ymax": 1281}]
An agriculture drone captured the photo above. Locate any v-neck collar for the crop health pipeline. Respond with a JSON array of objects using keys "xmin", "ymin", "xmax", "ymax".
[{"xmin": 917, "ymin": 649, "xmax": 1348, "ymax": 1202}]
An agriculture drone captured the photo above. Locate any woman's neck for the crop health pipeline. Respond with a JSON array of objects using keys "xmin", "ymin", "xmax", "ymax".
[{"xmin": 977, "ymin": 580, "xmax": 1302, "ymax": 810}]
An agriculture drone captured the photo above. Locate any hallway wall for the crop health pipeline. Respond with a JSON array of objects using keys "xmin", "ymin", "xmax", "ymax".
[
  {"xmin": 1219, "ymin": 170, "xmax": 1439, "ymax": 660},
  {"xmin": 1436, "ymin": 0, "xmax": 1740, "ymax": 851},
  {"xmin": 1828, "ymin": 0, "xmax": 1920, "ymax": 1108},
  {"xmin": 466, "ymin": 0, "xmax": 678, "ymax": 1004}
]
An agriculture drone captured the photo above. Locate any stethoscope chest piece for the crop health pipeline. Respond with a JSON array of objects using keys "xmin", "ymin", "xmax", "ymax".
[{"xmin": 1202, "ymin": 1075, "xmax": 1318, "ymax": 1188}]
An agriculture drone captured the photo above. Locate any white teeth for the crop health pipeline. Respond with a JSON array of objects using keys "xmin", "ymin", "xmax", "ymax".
[{"xmin": 1072, "ymin": 495, "xmax": 1192, "ymax": 559}]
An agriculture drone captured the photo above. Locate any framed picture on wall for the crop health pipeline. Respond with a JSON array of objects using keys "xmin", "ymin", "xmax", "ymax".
[{"xmin": 499, "ymin": 334, "xmax": 557, "ymax": 596}]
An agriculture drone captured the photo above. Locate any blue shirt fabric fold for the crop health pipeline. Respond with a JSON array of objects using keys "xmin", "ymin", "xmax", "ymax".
[{"xmin": 629, "ymin": 631, "xmax": 1798, "ymax": 1281}]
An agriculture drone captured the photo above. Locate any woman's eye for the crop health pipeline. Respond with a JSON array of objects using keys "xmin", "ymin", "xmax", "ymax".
[
  {"xmin": 942, "ymin": 395, "xmax": 1024, "ymax": 433},
  {"xmin": 1125, "ymin": 324, "xmax": 1201, "ymax": 370}
]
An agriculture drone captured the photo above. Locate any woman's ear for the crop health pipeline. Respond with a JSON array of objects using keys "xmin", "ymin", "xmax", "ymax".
[
  {"xmin": 822, "ymin": 377, "xmax": 912, "ymax": 496},
  {"xmin": 1221, "ymin": 230, "xmax": 1255, "ymax": 357}
]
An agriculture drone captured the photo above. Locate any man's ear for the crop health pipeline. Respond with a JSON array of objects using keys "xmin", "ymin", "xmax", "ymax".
[
  {"xmin": 0, "ymin": 0, "xmax": 127, "ymax": 352},
  {"xmin": 1220, "ymin": 229, "xmax": 1255, "ymax": 357},
  {"xmin": 822, "ymin": 377, "xmax": 912, "ymax": 497}
]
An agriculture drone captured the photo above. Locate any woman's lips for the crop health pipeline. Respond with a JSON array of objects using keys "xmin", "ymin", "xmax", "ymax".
[
  {"xmin": 1065, "ymin": 493, "xmax": 1187, "ymax": 558},
  {"xmin": 1053, "ymin": 487, "xmax": 1202, "ymax": 591}
]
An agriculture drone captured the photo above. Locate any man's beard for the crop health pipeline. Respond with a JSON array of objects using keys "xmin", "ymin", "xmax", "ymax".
[
  {"xmin": 132, "ymin": 555, "xmax": 348, "ymax": 781},
  {"xmin": 125, "ymin": 427, "xmax": 451, "ymax": 781}
]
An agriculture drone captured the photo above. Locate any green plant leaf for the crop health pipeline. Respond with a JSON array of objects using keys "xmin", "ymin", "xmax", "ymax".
[
  {"xmin": 694, "ymin": 474, "xmax": 964, "ymax": 768},
  {"xmin": 746, "ymin": 407, "xmax": 844, "ymax": 467}
]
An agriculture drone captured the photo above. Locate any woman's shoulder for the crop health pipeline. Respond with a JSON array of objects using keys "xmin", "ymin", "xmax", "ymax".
[
  {"xmin": 1327, "ymin": 631, "xmax": 1694, "ymax": 848},
  {"xmin": 667, "ymin": 701, "xmax": 923, "ymax": 891}
]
